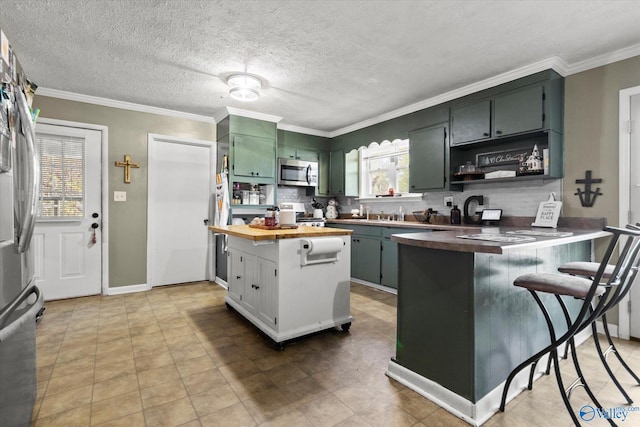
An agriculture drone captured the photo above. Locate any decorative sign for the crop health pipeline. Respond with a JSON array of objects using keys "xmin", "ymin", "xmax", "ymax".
[
  {"xmin": 532, "ymin": 194, "xmax": 562, "ymax": 228},
  {"xmin": 476, "ymin": 147, "xmax": 530, "ymax": 168},
  {"xmin": 575, "ymin": 170, "xmax": 602, "ymax": 207}
]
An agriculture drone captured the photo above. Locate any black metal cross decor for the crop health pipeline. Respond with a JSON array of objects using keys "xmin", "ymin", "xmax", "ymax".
[{"xmin": 575, "ymin": 170, "xmax": 603, "ymax": 207}]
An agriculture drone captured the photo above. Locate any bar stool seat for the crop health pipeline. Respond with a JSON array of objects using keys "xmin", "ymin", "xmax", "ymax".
[
  {"xmin": 514, "ymin": 273, "xmax": 604, "ymax": 298},
  {"xmin": 558, "ymin": 261, "xmax": 615, "ymax": 279}
]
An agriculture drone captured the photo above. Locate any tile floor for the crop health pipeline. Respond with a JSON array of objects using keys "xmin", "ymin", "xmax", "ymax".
[{"xmin": 31, "ymin": 282, "xmax": 640, "ymax": 426}]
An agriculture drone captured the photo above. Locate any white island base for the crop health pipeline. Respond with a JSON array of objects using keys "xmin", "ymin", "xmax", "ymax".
[{"xmin": 225, "ymin": 234, "xmax": 353, "ymax": 348}]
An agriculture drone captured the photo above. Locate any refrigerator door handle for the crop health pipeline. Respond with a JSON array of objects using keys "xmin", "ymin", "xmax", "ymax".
[
  {"xmin": 14, "ymin": 88, "xmax": 39, "ymax": 254},
  {"xmin": 0, "ymin": 284, "xmax": 42, "ymax": 338}
]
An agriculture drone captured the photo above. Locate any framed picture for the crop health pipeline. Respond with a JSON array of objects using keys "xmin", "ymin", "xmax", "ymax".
[{"xmin": 532, "ymin": 200, "xmax": 562, "ymax": 228}]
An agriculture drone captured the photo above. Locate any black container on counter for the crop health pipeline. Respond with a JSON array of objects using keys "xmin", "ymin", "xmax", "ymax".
[{"xmin": 450, "ymin": 205, "xmax": 461, "ymax": 224}]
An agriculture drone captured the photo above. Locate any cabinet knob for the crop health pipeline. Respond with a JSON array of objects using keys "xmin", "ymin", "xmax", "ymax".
[
  {"xmin": 236, "ymin": 275, "xmax": 241, "ymax": 279},
  {"xmin": 483, "ymin": 132, "xmax": 489, "ymax": 137},
  {"xmin": 496, "ymin": 130, "xmax": 503, "ymax": 135}
]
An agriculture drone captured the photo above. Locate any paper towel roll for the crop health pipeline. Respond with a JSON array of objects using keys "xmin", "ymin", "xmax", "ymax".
[{"xmin": 308, "ymin": 237, "xmax": 343, "ymax": 255}]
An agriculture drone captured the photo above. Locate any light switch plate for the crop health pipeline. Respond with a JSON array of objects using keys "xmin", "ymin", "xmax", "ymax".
[
  {"xmin": 114, "ymin": 191, "xmax": 127, "ymax": 202},
  {"xmin": 444, "ymin": 196, "xmax": 453, "ymax": 207}
]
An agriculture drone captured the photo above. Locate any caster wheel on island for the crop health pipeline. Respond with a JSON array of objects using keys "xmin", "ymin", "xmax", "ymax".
[{"xmin": 342, "ymin": 322, "xmax": 351, "ymax": 332}]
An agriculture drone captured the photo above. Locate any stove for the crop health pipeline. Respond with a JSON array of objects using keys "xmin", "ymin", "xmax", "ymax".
[{"xmin": 296, "ymin": 217, "xmax": 325, "ymax": 227}]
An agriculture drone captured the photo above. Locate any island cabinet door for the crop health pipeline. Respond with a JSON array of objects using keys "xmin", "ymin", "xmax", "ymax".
[
  {"xmin": 227, "ymin": 249, "xmax": 245, "ymax": 303},
  {"xmin": 242, "ymin": 254, "xmax": 259, "ymax": 314},
  {"xmin": 256, "ymin": 258, "xmax": 277, "ymax": 329}
]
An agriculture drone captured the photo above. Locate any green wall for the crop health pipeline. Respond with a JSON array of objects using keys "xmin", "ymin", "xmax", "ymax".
[{"xmin": 33, "ymin": 96, "xmax": 216, "ymax": 288}]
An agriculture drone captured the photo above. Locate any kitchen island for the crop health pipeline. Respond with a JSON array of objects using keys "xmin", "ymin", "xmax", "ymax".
[
  {"xmin": 208, "ymin": 225, "xmax": 353, "ymax": 348},
  {"xmin": 386, "ymin": 221, "xmax": 609, "ymax": 426}
]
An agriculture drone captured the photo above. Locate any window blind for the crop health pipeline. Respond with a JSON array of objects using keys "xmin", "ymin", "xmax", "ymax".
[{"xmin": 35, "ymin": 133, "xmax": 85, "ymax": 218}]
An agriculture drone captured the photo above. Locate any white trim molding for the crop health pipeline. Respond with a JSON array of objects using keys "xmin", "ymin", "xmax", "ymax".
[
  {"xmin": 37, "ymin": 88, "xmax": 216, "ymax": 124},
  {"xmin": 36, "ymin": 118, "xmax": 111, "ymax": 296},
  {"xmin": 104, "ymin": 283, "xmax": 151, "ymax": 296},
  {"xmin": 225, "ymin": 107, "xmax": 282, "ymax": 124},
  {"xmin": 618, "ymin": 84, "xmax": 640, "ymax": 340}
]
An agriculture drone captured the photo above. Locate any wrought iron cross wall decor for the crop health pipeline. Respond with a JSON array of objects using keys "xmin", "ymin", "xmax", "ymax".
[
  {"xmin": 115, "ymin": 154, "xmax": 140, "ymax": 184},
  {"xmin": 575, "ymin": 170, "xmax": 602, "ymax": 207}
]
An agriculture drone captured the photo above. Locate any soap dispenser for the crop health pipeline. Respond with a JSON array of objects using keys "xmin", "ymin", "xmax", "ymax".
[{"xmin": 450, "ymin": 205, "xmax": 461, "ymax": 225}]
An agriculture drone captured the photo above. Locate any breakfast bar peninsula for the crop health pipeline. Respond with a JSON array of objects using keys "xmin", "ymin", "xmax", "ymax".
[
  {"xmin": 209, "ymin": 224, "xmax": 353, "ymax": 348},
  {"xmin": 385, "ymin": 219, "xmax": 609, "ymax": 425}
]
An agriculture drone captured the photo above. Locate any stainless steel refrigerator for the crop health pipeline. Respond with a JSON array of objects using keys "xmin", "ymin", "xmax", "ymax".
[{"xmin": 0, "ymin": 30, "xmax": 43, "ymax": 427}]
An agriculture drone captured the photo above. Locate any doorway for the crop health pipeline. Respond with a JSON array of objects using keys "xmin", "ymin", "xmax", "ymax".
[
  {"xmin": 619, "ymin": 87, "xmax": 640, "ymax": 339},
  {"xmin": 32, "ymin": 122, "xmax": 105, "ymax": 300},
  {"xmin": 147, "ymin": 134, "xmax": 215, "ymax": 287}
]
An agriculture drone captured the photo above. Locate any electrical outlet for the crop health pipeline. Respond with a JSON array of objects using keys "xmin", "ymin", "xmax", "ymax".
[
  {"xmin": 114, "ymin": 191, "xmax": 127, "ymax": 202},
  {"xmin": 444, "ymin": 196, "xmax": 453, "ymax": 207}
]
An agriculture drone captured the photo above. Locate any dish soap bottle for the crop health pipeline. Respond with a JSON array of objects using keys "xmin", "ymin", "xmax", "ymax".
[{"xmin": 450, "ymin": 205, "xmax": 461, "ymax": 225}]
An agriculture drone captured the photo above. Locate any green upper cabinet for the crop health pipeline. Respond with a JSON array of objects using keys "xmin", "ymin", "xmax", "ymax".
[
  {"xmin": 450, "ymin": 83, "xmax": 548, "ymax": 146},
  {"xmin": 232, "ymin": 134, "xmax": 276, "ymax": 179},
  {"xmin": 317, "ymin": 151, "xmax": 330, "ymax": 196},
  {"xmin": 329, "ymin": 149, "xmax": 345, "ymax": 195},
  {"xmin": 278, "ymin": 145, "xmax": 319, "ymax": 162},
  {"xmin": 229, "ymin": 115, "xmax": 277, "ymax": 139},
  {"xmin": 329, "ymin": 149, "xmax": 359, "ymax": 196},
  {"xmin": 451, "ymin": 100, "xmax": 491, "ymax": 146},
  {"xmin": 493, "ymin": 84, "xmax": 544, "ymax": 137},
  {"xmin": 409, "ymin": 123, "xmax": 447, "ymax": 192}
]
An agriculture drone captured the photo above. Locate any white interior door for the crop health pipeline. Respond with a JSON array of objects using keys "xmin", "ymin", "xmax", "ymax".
[
  {"xmin": 629, "ymin": 93, "xmax": 640, "ymax": 338},
  {"xmin": 147, "ymin": 134, "xmax": 214, "ymax": 287},
  {"xmin": 32, "ymin": 124, "xmax": 102, "ymax": 300}
]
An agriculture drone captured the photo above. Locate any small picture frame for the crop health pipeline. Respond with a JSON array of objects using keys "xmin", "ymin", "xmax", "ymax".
[{"xmin": 532, "ymin": 200, "xmax": 562, "ymax": 228}]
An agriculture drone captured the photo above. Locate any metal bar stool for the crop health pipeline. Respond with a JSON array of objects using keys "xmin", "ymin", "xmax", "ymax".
[
  {"xmin": 558, "ymin": 257, "xmax": 640, "ymax": 405},
  {"xmin": 500, "ymin": 226, "xmax": 640, "ymax": 426}
]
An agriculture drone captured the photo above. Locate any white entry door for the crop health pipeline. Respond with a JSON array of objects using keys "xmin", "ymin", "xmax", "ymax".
[
  {"xmin": 147, "ymin": 134, "xmax": 214, "ymax": 287},
  {"xmin": 629, "ymin": 93, "xmax": 640, "ymax": 338},
  {"xmin": 32, "ymin": 124, "xmax": 102, "ymax": 300}
]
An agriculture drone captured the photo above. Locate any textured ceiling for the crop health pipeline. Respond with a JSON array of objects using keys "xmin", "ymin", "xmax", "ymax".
[{"xmin": 1, "ymin": 0, "xmax": 640, "ymax": 134}]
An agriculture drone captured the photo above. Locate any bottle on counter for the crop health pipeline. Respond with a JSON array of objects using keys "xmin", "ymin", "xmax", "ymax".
[{"xmin": 450, "ymin": 205, "xmax": 461, "ymax": 224}]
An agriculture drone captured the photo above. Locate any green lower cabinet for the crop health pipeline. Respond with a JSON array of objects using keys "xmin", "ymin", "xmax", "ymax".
[
  {"xmin": 333, "ymin": 224, "xmax": 427, "ymax": 288},
  {"xmin": 351, "ymin": 235, "xmax": 381, "ymax": 283},
  {"xmin": 380, "ymin": 239, "xmax": 398, "ymax": 288}
]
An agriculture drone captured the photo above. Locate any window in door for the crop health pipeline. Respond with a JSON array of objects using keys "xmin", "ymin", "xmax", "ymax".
[
  {"xmin": 35, "ymin": 134, "xmax": 85, "ymax": 219},
  {"xmin": 360, "ymin": 139, "xmax": 410, "ymax": 197}
]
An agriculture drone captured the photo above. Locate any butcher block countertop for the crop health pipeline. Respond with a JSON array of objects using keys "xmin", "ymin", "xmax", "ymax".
[{"xmin": 208, "ymin": 225, "xmax": 353, "ymax": 241}]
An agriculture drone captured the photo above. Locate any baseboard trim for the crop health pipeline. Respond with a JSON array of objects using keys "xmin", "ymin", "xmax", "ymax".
[
  {"xmin": 385, "ymin": 327, "xmax": 592, "ymax": 426},
  {"xmin": 350, "ymin": 278, "xmax": 397, "ymax": 295},
  {"xmin": 104, "ymin": 283, "xmax": 151, "ymax": 295}
]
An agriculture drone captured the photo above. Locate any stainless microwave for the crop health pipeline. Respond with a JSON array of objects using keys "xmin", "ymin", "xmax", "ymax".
[{"xmin": 277, "ymin": 158, "xmax": 318, "ymax": 187}]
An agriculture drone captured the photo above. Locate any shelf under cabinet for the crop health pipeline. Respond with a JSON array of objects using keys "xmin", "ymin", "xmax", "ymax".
[{"xmin": 450, "ymin": 174, "xmax": 559, "ymax": 185}]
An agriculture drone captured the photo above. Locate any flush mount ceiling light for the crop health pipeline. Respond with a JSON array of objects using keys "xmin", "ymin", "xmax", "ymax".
[{"xmin": 227, "ymin": 74, "xmax": 261, "ymax": 101}]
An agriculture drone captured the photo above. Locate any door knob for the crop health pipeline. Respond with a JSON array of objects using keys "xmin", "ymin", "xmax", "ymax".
[
  {"xmin": 92, "ymin": 212, "xmax": 99, "ymax": 218},
  {"xmin": 91, "ymin": 223, "xmax": 99, "ymax": 229}
]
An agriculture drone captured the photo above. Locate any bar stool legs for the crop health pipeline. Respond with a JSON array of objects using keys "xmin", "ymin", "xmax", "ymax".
[{"xmin": 591, "ymin": 314, "xmax": 638, "ymax": 404}]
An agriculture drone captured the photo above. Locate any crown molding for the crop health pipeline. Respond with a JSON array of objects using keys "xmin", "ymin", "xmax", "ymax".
[
  {"xmin": 564, "ymin": 42, "xmax": 640, "ymax": 75},
  {"xmin": 36, "ymin": 87, "xmax": 216, "ymax": 123},
  {"xmin": 277, "ymin": 122, "xmax": 331, "ymax": 138},
  {"xmin": 327, "ymin": 56, "xmax": 569, "ymax": 138},
  {"xmin": 225, "ymin": 107, "xmax": 282, "ymax": 123}
]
